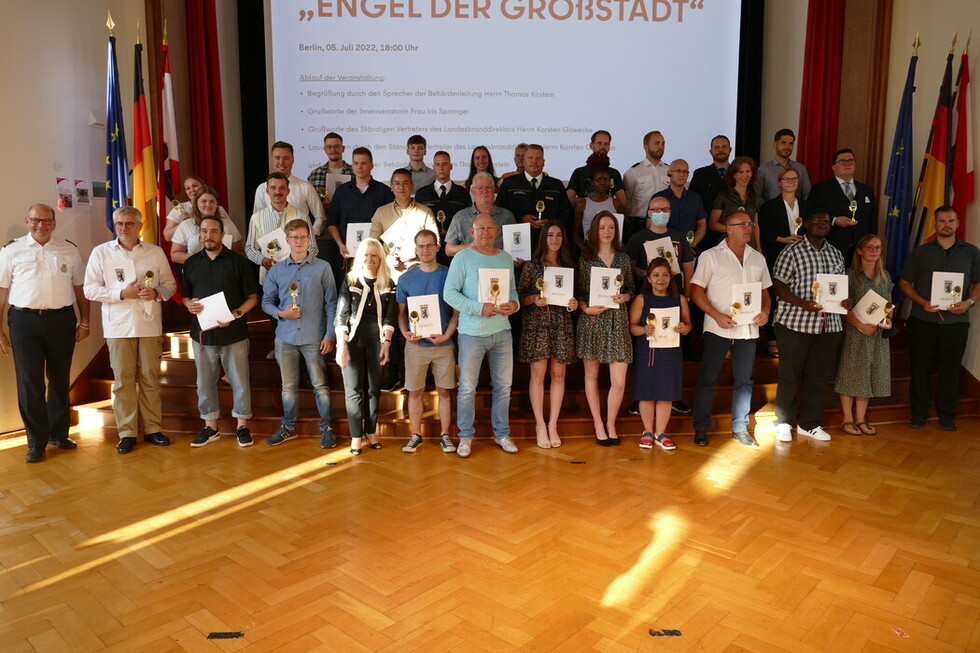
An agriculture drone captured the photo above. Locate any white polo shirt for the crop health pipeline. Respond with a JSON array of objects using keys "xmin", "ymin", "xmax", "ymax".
[{"xmin": 691, "ymin": 239, "xmax": 772, "ymax": 340}]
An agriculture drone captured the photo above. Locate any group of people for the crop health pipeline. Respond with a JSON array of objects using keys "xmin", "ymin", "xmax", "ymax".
[{"xmin": 2, "ymin": 127, "xmax": 978, "ymax": 463}]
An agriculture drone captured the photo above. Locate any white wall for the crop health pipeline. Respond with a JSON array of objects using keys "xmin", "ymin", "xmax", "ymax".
[
  {"xmin": 760, "ymin": 1, "xmax": 808, "ymax": 159},
  {"xmin": 0, "ymin": 1, "xmax": 146, "ymax": 433},
  {"xmin": 216, "ymin": 3, "xmax": 246, "ymax": 230}
]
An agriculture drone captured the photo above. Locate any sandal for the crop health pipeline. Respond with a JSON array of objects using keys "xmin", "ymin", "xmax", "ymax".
[
  {"xmin": 856, "ymin": 422, "xmax": 877, "ymax": 436},
  {"xmin": 841, "ymin": 422, "xmax": 862, "ymax": 436},
  {"xmin": 535, "ymin": 426, "xmax": 551, "ymax": 449},
  {"xmin": 639, "ymin": 432, "xmax": 654, "ymax": 449},
  {"xmin": 654, "ymin": 433, "xmax": 676, "ymax": 451},
  {"xmin": 547, "ymin": 425, "xmax": 561, "ymax": 448}
]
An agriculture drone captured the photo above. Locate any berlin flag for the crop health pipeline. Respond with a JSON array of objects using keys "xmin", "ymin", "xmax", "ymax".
[{"xmin": 158, "ymin": 42, "xmax": 181, "ymax": 240}]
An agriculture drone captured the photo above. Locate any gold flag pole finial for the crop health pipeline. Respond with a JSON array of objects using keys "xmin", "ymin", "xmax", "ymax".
[
  {"xmin": 950, "ymin": 32, "xmax": 957, "ymax": 54},
  {"xmin": 965, "ymin": 29, "xmax": 972, "ymax": 55},
  {"xmin": 106, "ymin": 11, "xmax": 115, "ymax": 36},
  {"xmin": 163, "ymin": 19, "xmax": 168, "ymax": 46},
  {"xmin": 913, "ymin": 33, "xmax": 920, "ymax": 57},
  {"xmin": 136, "ymin": 19, "xmax": 141, "ymax": 45}
]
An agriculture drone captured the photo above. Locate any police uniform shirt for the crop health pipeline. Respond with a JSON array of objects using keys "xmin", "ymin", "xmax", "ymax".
[{"xmin": 0, "ymin": 235, "xmax": 84, "ymax": 309}]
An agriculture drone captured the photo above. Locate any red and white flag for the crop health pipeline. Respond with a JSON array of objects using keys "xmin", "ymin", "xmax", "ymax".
[
  {"xmin": 158, "ymin": 42, "xmax": 181, "ymax": 236},
  {"xmin": 951, "ymin": 52, "xmax": 974, "ymax": 240}
]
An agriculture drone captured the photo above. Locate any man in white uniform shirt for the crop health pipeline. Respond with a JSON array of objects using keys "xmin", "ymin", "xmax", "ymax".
[
  {"xmin": 84, "ymin": 206, "xmax": 177, "ymax": 454},
  {"xmin": 0, "ymin": 203, "xmax": 90, "ymax": 462},
  {"xmin": 252, "ymin": 141, "xmax": 326, "ymax": 236},
  {"xmin": 622, "ymin": 130, "xmax": 669, "ymax": 239}
]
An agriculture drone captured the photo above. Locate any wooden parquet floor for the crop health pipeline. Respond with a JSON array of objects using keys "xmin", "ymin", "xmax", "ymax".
[{"xmin": 1, "ymin": 418, "xmax": 979, "ymax": 652}]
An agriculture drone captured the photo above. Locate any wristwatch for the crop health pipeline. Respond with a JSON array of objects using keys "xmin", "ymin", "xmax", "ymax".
[
  {"xmin": 232, "ymin": 309, "xmax": 244, "ymax": 319},
  {"xmin": 969, "ymin": 298, "xmax": 976, "ymax": 308}
]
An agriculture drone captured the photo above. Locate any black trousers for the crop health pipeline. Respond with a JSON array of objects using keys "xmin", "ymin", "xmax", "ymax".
[
  {"xmin": 907, "ymin": 317, "xmax": 969, "ymax": 423},
  {"xmin": 773, "ymin": 324, "xmax": 842, "ymax": 430},
  {"xmin": 9, "ymin": 307, "xmax": 76, "ymax": 449}
]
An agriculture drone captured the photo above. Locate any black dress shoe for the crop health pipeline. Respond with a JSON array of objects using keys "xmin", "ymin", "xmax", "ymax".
[
  {"xmin": 117, "ymin": 438, "xmax": 136, "ymax": 454},
  {"xmin": 49, "ymin": 438, "xmax": 77, "ymax": 450},
  {"xmin": 694, "ymin": 431, "xmax": 710, "ymax": 447},
  {"xmin": 25, "ymin": 447, "xmax": 44, "ymax": 463},
  {"xmin": 732, "ymin": 431, "xmax": 759, "ymax": 447},
  {"xmin": 143, "ymin": 432, "xmax": 171, "ymax": 446},
  {"xmin": 939, "ymin": 421, "xmax": 958, "ymax": 432},
  {"xmin": 671, "ymin": 400, "xmax": 692, "ymax": 415},
  {"xmin": 907, "ymin": 418, "xmax": 926, "ymax": 429}
]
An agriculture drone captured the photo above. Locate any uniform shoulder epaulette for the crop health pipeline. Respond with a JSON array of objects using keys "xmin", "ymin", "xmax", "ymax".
[
  {"xmin": 65, "ymin": 239, "xmax": 78, "ymax": 247},
  {"xmin": 2, "ymin": 238, "xmax": 14, "ymax": 249},
  {"xmin": 630, "ymin": 162, "xmax": 642, "ymax": 168}
]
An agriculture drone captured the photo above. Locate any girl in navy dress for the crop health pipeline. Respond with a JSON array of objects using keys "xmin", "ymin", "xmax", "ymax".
[{"xmin": 629, "ymin": 258, "xmax": 691, "ymax": 450}]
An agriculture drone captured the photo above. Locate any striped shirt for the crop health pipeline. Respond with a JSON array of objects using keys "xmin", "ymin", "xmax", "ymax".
[{"xmin": 773, "ymin": 236, "xmax": 845, "ymax": 334}]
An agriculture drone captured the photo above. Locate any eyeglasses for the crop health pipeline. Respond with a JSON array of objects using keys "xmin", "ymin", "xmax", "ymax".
[
  {"xmin": 835, "ymin": 158, "xmax": 856, "ymax": 165},
  {"xmin": 781, "ymin": 177, "xmax": 800, "ymax": 183},
  {"xmin": 729, "ymin": 221, "xmax": 755, "ymax": 228},
  {"xmin": 862, "ymin": 245, "xmax": 883, "ymax": 251},
  {"xmin": 28, "ymin": 218, "xmax": 55, "ymax": 226},
  {"xmin": 416, "ymin": 243, "xmax": 438, "ymax": 250},
  {"xmin": 114, "ymin": 221, "xmax": 140, "ymax": 229},
  {"xmin": 287, "ymin": 235, "xmax": 310, "ymax": 241}
]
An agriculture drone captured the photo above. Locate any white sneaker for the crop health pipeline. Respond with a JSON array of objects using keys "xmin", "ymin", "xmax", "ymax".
[
  {"xmin": 775, "ymin": 423, "xmax": 793, "ymax": 442},
  {"xmin": 495, "ymin": 436, "xmax": 518, "ymax": 454},
  {"xmin": 797, "ymin": 425, "xmax": 831, "ymax": 441},
  {"xmin": 456, "ymin": 438, "xmax": 472, "ymax": 458}
]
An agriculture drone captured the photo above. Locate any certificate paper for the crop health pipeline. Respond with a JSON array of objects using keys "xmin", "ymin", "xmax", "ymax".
[
  {"xmin": 257, "ymin": 228, "xmax": 289, "ymax": 262},
  {"xmin": 646, "ymin": 306, "xmax": 680, "ymax": 348},
  {"xmin": 930, "ymin": 271, "xmax": 964, "ymax": 309},
  {"xmin": 322, "ymin": 172, "xmax": 351, "ymax": 198},
  {"xmin": 643, "ymin": 237, "xmax": 680, "ymax": 275},
  {"xmin": 814, "ymin": 273, "xmax": 848, "ymax": 314},
  {"xmin": 730, "ymin": 282, "xmax": 762, "ymax": 326},
  {"xmin": 196, "ymin": 291, "xmax": 235, "ymax": 331},
  {"xmin": 478, "ymin": 268, "xmax": 511, "ymax": 305},
  {"xmin": 406, "ymin": 294, "xmax": 443, "ymax": 337},
  {"xmin": 102, "ymin": 259, "xmax": 135, "ymax": 290},
  {"xmin": 542, "ymin": 266, "xmax": 574, "ymax": 307},
  {"xmin": 589, "ymin": 266, "xmax": 622, "ymax": 309},
  {"xmin": 345, "ymin": 223, "xmax": 371, "ymax": 258},
  {"xmin": 502, "ymin": 223, "xmax": 532, "ymax": 261},
  {"xmin": 853, "ymin": 289, "xmax": 888, "ymax": 325}
]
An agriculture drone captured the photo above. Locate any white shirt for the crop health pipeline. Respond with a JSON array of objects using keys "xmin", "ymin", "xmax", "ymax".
[
  {"xmin": 253, "ymin": 175, "xmax": 325, "ymax": 235},
  {"xmin": 783, "ymin": 198, "xmax": 801, "ymax": 235},
  {"xmin": 623, "ymin": 159, "xmax": 670, "ymax": 217},
  {"xmin": 0, "ymin": 235, "xmax": 84, "ymax": 309},
  {"xmin": 83, "ymin": 239, "xmax": 176, "ymax": 338},
  {"xmin": 172, "ymin": 216, "xmax": 243, "ymax": 255},
  {"xmin": 691, "ymin": 239, "xmax": 772, "ymax": 340},
  {"xmin": 244, "ymin": 205, "xmax": 315, "ymax": 282}
]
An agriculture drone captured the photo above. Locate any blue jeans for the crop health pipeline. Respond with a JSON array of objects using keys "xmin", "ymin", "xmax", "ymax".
[
  {"xmin": 456, "ymin": 331, "xmax": 513, "ymax": 440},
  {"xmin": 192, "ymin": 338, "xmax": 251, "ymax": 420},
  {"xmin": 692, "ymin": 333, "xmax": 756, "ymax": 433},
  {"xmin": 275, "ymin": 338, "xmax": 333, "ymax": 431}
]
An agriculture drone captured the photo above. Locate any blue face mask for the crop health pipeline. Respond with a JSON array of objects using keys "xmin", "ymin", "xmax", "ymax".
[{"xmin": 649, "ymin": 212, "xmax": 670, "ymax": 227}]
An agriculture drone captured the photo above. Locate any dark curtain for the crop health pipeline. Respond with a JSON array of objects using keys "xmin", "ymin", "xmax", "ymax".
[
  {"xmin": 796, "ymin": 0, "xmax": 846, "ymax": 181},
  {"xmin": 186, "ymin": 0, "xmax": 229, "ymax": 205}
]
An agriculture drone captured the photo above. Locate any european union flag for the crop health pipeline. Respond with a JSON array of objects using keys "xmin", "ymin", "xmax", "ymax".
[
  {"xmin": 884, "ymin": 55, "xmax": 916, "ymax": 299},
  {"xmin": 105, "ymin": 35, "xmax": 129, "ymax": 235}
]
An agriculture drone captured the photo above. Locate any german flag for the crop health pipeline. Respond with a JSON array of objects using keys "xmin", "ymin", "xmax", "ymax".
[
  {"xmin": 133, "ymin": 41, "xmax": 157, "ymax": 244},
  {"xmin": 915, "ymin": 52, "xmax": 953, "ymax": 244}
]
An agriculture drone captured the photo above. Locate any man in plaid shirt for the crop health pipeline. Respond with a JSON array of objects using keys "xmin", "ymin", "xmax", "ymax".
[{"xmin": 771, "ymin": 211, "xmax": 850, "ymax": 443}]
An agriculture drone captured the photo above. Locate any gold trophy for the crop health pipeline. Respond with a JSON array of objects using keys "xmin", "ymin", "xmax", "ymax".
[
  {"xmin": 171, "ymin": 199, "xmax": 181, "ymax": 210},
  {"xmin": 881, "ymin": 301, "xmax": 894, "ymax": 329},
  {"xmin": 535, "ymin": 277, "xmax": 546, "ymax": 303},
  {"xmin": 646, "ymin": 311, "xmax": 657, "ymax": 345},
  {"xmin": 685, "ymin": 231, "xmax": 695, "ymax": 247},
  {"xmin": 142, "ymin": 269, "xmax": 155, "ymax": 288},
  {"xmin": 613, "ymin": 273, "xmax": 624, "ymax": 296},
  {"xmin": 436, "ymin": 210, "xmax": 446, "ymax": 229},
  {"xmin": 490, "ymin": 279, "xmax": 501, "ymax": 309},
  {"xmin": 848, "ymin": 199, "xmax": 858, "ymax": 225},
  {"xmin": 811, "ymin": 282, "xmax": 823, "ymax": 310},
  {"xmin": 793, "ymin": 216, "xmax": 803, "ymax": 233},
  {"xmin": 949, "ymin": 285, "xmax": 961, "ymax": 310},
  {"xmin": 535, "ymin": 200, "xmax": 545, "ymax": 223},
  {"xmin": 288, "ymin": 282, "xmax": 300, "ymax": 310},
  {"xmin": 409, "ymin": 310, "xmax": 421, "ymax": 338},
  {"xmin": 266, "ymin": 241, "xmax": 278, "ymax": 261},
  {"xmin": 730, "ymin": 301, "xmax": 742, "ymax": 317},
  {"xmin": 318, "ymin": 188, "xmax": 331, "ymax": 202}
]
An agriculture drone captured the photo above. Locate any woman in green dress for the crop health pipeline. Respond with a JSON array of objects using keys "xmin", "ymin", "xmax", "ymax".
[{"xmin": 835, "ymin": 234, "xmax": 892, "ymax": 435}]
